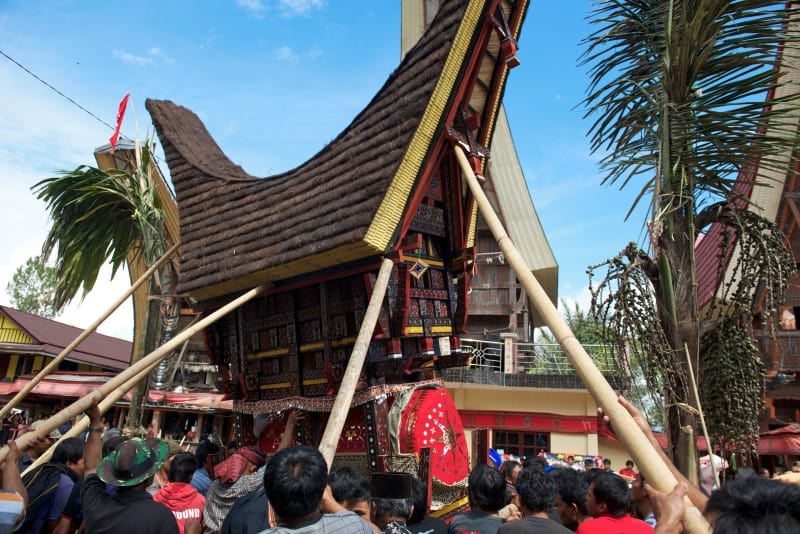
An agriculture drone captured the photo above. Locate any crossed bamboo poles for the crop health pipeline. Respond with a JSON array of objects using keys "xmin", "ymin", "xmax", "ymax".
[{"xmin": 2, "ymin": 145, "xmax": 709, "ymax": 532}]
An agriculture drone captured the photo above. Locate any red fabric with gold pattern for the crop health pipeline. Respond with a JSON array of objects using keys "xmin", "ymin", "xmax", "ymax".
[{"xmin": 399, "ymin": 387, "xmax": 468, "ymax": 486}]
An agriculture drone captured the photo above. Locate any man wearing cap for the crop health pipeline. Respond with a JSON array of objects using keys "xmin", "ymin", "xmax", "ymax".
[
  {"xmin": 371, "ymin": 473, "xmax": 413, "ymax": 534},
  {"xmin": 80, "ymin": 402, "xmax": 180, "ymax": 534}
]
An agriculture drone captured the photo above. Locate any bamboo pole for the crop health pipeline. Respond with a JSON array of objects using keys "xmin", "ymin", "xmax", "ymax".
[
  {"xmin": 454, "ymin": 146, "xmax": 710, "ymax": 533},
  {"xmin": 22, "ymin": 361, "xmax": 156, "ymax": 475},
  {"xmin": 0, "ymin": 242, "xmax": 181, "ymax": 421},
  {"xmin": 0, "ymin": 283, "xmax": 267, "ymax": 464},
  {"xmin": 318, "ymin": 258, "xmax": 394, "ymax": 468}
]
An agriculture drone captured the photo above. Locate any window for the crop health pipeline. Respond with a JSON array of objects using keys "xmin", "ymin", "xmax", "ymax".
[{"xmin": 493, "ymin": 430, "xmax": 550, "ymax": 457}]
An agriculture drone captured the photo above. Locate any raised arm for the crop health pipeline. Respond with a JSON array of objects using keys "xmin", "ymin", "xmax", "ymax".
[{"xmin": 83, "ymin": 402, "xmax": 104, "ymax": 476}]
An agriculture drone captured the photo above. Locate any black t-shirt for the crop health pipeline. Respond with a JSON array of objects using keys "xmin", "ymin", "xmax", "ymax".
[
  {"xmin": 81, "ymin": 474, "xmax": 179, "ymax": 534},
  {"xmin": 408, "ymin": 515, "xmax": 448, "ymax": 534},
  {"xmin": 497, "ymin": 516, "xmax": 572, "ymax": 534}
]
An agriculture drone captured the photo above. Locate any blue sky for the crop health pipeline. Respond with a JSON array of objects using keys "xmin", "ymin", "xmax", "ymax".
[{"xmin": 0, "ymin": 1, "xmax": 647, "ymax": 340}]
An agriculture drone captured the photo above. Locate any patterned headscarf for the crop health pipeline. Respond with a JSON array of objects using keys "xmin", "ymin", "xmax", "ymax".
[{"xmin": 213, "ymin": 447, "xmax": 266, "ymax": 484}]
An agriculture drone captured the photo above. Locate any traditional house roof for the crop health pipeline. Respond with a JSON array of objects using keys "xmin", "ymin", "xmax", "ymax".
[
  {"xmin": 147, "ymin": 0, "xmax": 530, "ymax": 302},
  {"xmin": 0, "ymin": 305, "xmax": 131, "ymax": 371}
]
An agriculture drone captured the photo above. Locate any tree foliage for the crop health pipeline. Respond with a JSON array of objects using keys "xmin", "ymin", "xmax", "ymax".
[
  {"xmin": 581, "ymin": 0, "xmax": 799, "ymax": 463},
  {"xmin": 5, "ymin": 255, "xmax": 60, "ymax": 318}
]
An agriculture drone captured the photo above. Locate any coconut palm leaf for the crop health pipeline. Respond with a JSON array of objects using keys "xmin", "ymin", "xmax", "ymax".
[
  {"xmin": 33, "ymin": 144, "xmax": 164, "ymax": 309},
  {"xmin": 581, "ymin": 0, "xmax": 800, "ymax": 223}
]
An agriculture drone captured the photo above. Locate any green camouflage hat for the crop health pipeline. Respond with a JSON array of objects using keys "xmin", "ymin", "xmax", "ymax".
[{"xmin": 97, "ymin": 437, "xmax": 168, "ymax": 487}]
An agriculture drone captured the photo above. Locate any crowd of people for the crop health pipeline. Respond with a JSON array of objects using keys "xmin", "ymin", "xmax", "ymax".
[{"xmin": 0, "ymin": 396, "xmax": 797, "ymax": 533}]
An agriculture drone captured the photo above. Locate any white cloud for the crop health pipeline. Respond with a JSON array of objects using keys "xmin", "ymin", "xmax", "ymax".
[
  {"xmin": 236, "ymin": 0, "xmax": 266, "ymax": 16},
  {"xmin": 274, "ymin": 45, "xmax": 299, "ymax": 62},
  {"xmin": 278, "ymin": 0, "xmax": 325, "ymax": 17},
  {"xmin": 113, "ymin": 47, "xmax": 171, "ymax": 67}
]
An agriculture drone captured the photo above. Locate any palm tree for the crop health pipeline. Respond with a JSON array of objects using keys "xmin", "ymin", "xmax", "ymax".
[
  {"xmin": 33, "ymin": 141, "xmax": 178, "ymax": 431},
  {"xmin": 581, "ymin": 0, "xmax": 799, "ymax": 474}
]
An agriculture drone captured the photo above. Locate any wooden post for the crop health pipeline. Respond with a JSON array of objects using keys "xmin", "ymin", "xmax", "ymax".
[
  {"xmin": 0, "ymin": 242, "xmax": 180, "ymax": 421},
  {"xmin": 318, "ymin": 257, "xmax": 394, "ymax": 468},
  {"xmin": 454, "ymin": 146, "xmax": 710, "ymax": 533},
  {"xmin": 0, "ymin": 283, "xmax": 268, "ymax": 464}
]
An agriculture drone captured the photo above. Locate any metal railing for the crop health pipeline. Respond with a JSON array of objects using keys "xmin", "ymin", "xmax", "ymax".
[{"xmin": 441, "ymin": 338, "xmax": 627, "ymax": 390}]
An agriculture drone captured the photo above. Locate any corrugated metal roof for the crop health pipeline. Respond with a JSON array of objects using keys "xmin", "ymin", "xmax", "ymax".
[{"xmin": 0, "ymin": 306, "xmax": 131, "ymax": 370}]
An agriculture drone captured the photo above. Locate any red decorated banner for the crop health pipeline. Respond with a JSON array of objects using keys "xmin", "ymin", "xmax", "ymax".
[{"xmin": 109, "ymin": 93, "xmax": 130, "ymax": 151}]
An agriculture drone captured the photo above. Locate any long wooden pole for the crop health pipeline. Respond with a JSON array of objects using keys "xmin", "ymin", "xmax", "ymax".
[
  {"xmin": 0, "ymin": 242, "xmax": 181, "ymax": 421},
  {"xmin": 0, "ymin": 283, "xmax": 267, "ymax": 464},
  {"xmin": 454, "ymin": 146, "xmax": 709, "ymax": 533},
  {"xmin": 22, "ymin": 362, "xmax": 155, "ymax": 475},
  {"xmin": 318, "ymin": 257, "xmax": 394, "ymax": 468}
]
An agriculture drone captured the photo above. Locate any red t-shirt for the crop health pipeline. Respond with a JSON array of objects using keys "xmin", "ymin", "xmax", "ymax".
[
  {"xmin": 619, "ymin": 467, "xmax": 637, "ymax": 478},
  {"xmin": 576, "ymin": 515, "xmax": 654, "ymax": 534}
]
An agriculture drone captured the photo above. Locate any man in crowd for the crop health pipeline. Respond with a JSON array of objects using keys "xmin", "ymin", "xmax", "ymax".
[
  {"xmin": 154, "ymin": 453, "xmax": 205, "ymax": 533},
  {"xmin": 260, "ymin": 445, "xmax": 373, "ymax": 533},
  {"xmin": 497, "ymin": 468, "xmax": 570, "ymax": 533},
  {"xmin": 548, "ymin": 467, "xmax": 589, "ymax": 530},
  {"xmin": 18, "ymin": 421, "xmax": 61, "ymax": 472},
  {"xmin": 407, "ymin": 476, "xmax": 447, "ymax": 534},
  {"xmin": 81, "ymin": 402, "xmax": 181, "ymax": 534},
  {"xmin": 190, "ymin": 439, "xmax": 220, "ymax": 497},
  {"xmin": 22, "ymin": 437, "xmax": 84, "ymax": 533},
  {"xmin": 370, "ymin": 473, "xmax": 413, "ymax": 534},
  {"xmin": 449, "ymin": 464, "xmax": 506, "ymax": 534},
  {"xmin": 576, "ymin": 471, "xmax": 652, "ymax": 533}
]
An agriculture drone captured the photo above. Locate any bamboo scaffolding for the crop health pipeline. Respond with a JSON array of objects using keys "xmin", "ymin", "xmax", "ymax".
[
  {"xmin": 454, "ymin": 146, "xmax": 710, "ymax": 533},
  {"xmin": 22, "ymin": 362, "xmax": 155, "ymax": 475},
  {"xmin": 318, "ymin": 258, "xmax": 394, "ymax": 468},
  {"xmin": 0, "ymin": 242, "xmax": 181, "ymax": 421},
  {"xmin": 0, "ymin": 283, "xmax": 267, "ymax": 464}
]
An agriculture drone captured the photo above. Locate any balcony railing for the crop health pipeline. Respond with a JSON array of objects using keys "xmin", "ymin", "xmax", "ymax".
[
  {"xmin": 754, "ymin": 330, "xmax": 800, "ymax": 372},
  {"xmin": 441, "ymin": 338, "xmax": 628, "ymax": 390}
]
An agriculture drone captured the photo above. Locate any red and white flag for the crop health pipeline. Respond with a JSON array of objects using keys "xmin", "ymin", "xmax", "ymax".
[{"xmin": 109, "ymin": 93, "xmax": 130, "ymax": 152}]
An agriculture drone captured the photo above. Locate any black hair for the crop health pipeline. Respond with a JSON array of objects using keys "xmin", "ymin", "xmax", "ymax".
[
  {"xmin": 549, "ymin": 467, "xmax": 588, "ymax": 515},
  {"xmin": 516, "ymin": 468, "xmax": 556, "ymax": 514},
  {"xmin": 522, "ymin": 456, "xmax": 548, "ymax": 472},
  {"xmin": 409, "ymin": 476, "xmax": 428, "ymax": 523},
  {"xmin": 195, "ymin": 439, "xmax": 220, "ymax": 465},
  {"xmin": 590, "ymin": 471, "xmax": 631, "ymax": 517},
  {"xmin": 500, "ymin": 460, "xmax": 521, "ymax": 480},
  {"xmin": 603, "ymin": 458, "xmax": 612, "ymax": 465},
  {"xmin": 102, "ymin": 435, "xmax": 128, "ymax": 458},
  {"xmin": 53, "ymin": 437, "xmax": 84, "ymax": 465},
  {"xmin": 707, "ymin": 477, "xmax": 800, "ymax": 534},
  {"xmin": 467, "ymin": 464, "xmax": 506, "ymax": 512},
  {"xmin": 625, "ymin": 459, "xmax": 634, "ymax": 468},
  {"xmin": 371, "ymin": 498, "xmax": 412, "ymax": 525},
  {"xmin": 264, "ymin": 445, "xmax": 328, "ymax": 520},
  {"xmin": 328, "ymin": 466, "xmax": 370, "ymax": 504},
  {"xmin": 169, "ymin": 452, "xmax": 198, "ymax": 483}
]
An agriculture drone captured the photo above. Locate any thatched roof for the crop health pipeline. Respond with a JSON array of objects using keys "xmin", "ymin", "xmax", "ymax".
[{"xmin": 148, "ymin": 0, "xmax": 527, "ymax": 301}]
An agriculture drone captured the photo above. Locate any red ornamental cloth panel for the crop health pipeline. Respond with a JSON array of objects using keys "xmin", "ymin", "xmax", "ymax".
[{"xmin": 399, "ymin": 387, "xmax": 469, "ymax": 486}]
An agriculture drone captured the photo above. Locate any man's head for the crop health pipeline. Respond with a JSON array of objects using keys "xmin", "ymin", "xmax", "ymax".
[
  {"xmin": 583, "ymin": 458, "xmax": 594, "ymax": 470},
  {"xmin": 500, "ymin": 460, "xmax": 522, "ymax": 486},
  {"xmin": 328, "ymin": 466, "xmax": 371, "ymax": 518},
  {"xmin": 706, "ymin": 477, "xmax": 800, "ymax": 533},
  {"xmin": 522, "ymin": 456, "xmax": 548, "ymax": 472},
  {"xmin": 97, "ymin": 437, "xmax": 169, "ymax": 489},
  {"xmin": 370, "ymin": 473, "xmax": 413, "ymax": 528},
  {"xmin": 760, "ymin": 468, "xmax": 770, "ymax": 479},
  {"xmin": 602, "ymin": 458, "xmax": 612, "ymax": 471},
  {"xmin": 195, "ymin": 439, "xmax": 221, "ymax": 472},
  {"xmin": 515, "ymin": 468, "xmax": 556, "ymax": 515},
  {"xmin": 586, "ymin": 470, "xmax": 631, "ymax": 518},
  {"xmin": 168, "ymin": 452, "xmax": 198, "ymax": 484},
  {"xmin": 549, "ymin": 467, "xmax": 588, "ymax": 529},
  {"xmin": 264, "ymin": 446, "xmax": 328, "ymax": 524},
  {"xmin": 28, "ymin": 421, "xmax": 61, "ymax": 456},
  {"xmin": 625, "ymin": 460, "xmax": 634, "ymax": 470},
  {"xmin": 53, "ymin": 437, "xmax": 85, "ymax": 478},
  {"xmin": 629, "ymin": 472, "xmax": 650, "ymax": 506},
  {"xmin": 467, "ymin": 464, "xmax": 506, "ymax": 513},
  {"xmin": 409, "ymin": 476, "xmax": 429, "ymax": 524}
]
